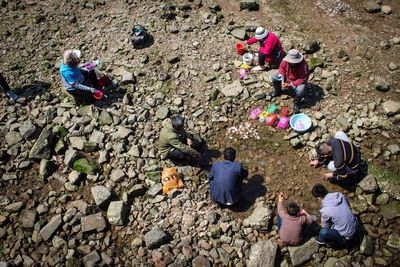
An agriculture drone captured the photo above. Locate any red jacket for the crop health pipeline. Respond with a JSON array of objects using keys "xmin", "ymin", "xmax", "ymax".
[
  {"xmin": 278, "ymin": 59, "xmax": 310, "ymax": 87},
  {"xmin": 246, "ymin": 32, "xmax": 284, "ymax": 64}
]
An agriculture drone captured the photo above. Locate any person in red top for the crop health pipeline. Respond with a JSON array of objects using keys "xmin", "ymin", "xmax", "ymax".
[
  {"xmin": 270, "ymin": 49, "xmax": 310, "ymax": 114},
  {"xmin": 277, "ymin": 192, "xmax": 315, "ymax": 246},
  {"xmin": 245, "ymin": 27, "xmax": 285, "ymax": 71}
]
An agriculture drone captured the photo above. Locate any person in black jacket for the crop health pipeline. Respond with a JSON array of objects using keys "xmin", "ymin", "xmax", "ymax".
[{"xmin": 310, "ymin": 131, "xmax": 360, "ymax": 184}]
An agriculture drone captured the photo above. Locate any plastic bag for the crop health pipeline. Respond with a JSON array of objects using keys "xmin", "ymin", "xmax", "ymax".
[{"xmin": 161, "ymin": 167, "xmax": 184, "ymax": 194}]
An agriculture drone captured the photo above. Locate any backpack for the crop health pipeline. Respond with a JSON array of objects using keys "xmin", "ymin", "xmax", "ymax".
[{"xmin": 130, "ymin": 25, "xmax": 148, "ymax": 49}]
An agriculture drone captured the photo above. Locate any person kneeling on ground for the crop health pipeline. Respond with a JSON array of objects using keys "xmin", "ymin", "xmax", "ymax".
[
  {"xmin": 270, "ymin": 49, "xmax": 310, "ymax": 114},
  {"xmin": 158, "ymin": 116, "xmax": 202, "ymax": 164},
  {"xmin": 245, "ymin": 27, "xmax": 285, "ymax": 71},
  {"xmin": 277, "ymin": 192, "xmax": 315, "ymax": 246},
  {"xmin": 60, "ymin": 50, "xmax": 101, "ymax": 105},
  {"xmin": 0, "ymin": 73, "xmax": 19, "ymax": 101},
  {"xmin": 312, "ymin": 184, "xmax": 358, "ymax": 246},
  {"xmin": 310, "ymin": 131, "xmax": 360, "ymax": 185},
  {"xmin": 208, "ymin": 147, "xmax": 248, "ymax": 206}
]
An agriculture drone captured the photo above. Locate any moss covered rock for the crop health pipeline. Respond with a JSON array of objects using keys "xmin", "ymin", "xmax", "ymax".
[{"xmin": 73, "ymin": 158, "xmax": 100, "ymax": 175}]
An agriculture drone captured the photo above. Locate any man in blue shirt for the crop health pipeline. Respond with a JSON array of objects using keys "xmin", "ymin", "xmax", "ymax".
[{"xmin": 208, "ymin": 148, "xmax": 248, "ymax": 206}]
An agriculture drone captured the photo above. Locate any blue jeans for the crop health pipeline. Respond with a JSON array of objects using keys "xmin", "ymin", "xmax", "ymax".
[
  {"xmin": 277, "ymin": 215, "xmax": 282, "ymax": 230},
  {"xmin": 272, "ymin": 72, "xmax": 306, "ymax": 98},
  {"xmin": 319, "ymin": 228, "xmax": 347, "ymax": 245}
]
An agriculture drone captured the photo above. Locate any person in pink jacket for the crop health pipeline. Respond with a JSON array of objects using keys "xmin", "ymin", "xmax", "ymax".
[
  {"xmin": 270, "ymin": 49, "xmax": 310, "ymax": 113},
  {"xmin": 245, "ymin": 27, "xmax": 285, "ymax": 71}
]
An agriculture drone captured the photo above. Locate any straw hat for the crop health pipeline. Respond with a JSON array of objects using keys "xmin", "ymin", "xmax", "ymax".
[
  {"xmin": 283, "ymin": 49, "xmax": 304, "ymax": 64},
  {"xmin": 255, "ymin": 27, "xmax": 268, "ymax": 40}
]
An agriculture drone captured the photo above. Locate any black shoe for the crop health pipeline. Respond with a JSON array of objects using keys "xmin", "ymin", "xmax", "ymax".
[
  {"xmin": 314, "ymin": 236, "xmax": 326, "ymax": 245},
  {"xmin": 293, "ymin": 103, "xmax": 301, "ymax": 114},
  {"xmin": 269, "ymin": 91, "xmax": 281, "ymax": 98}
]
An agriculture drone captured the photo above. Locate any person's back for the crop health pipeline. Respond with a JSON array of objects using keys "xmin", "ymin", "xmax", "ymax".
[
  {"xmin": 320, "ymin": 192, "xmax": 357, "ymax": 238},
  {"xmin": 208, "ymin": 148, "xmax": 248, "ymax": 206}
]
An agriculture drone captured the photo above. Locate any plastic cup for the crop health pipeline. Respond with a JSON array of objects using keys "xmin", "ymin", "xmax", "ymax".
[{"xmin": 93, "ymin": 90, "xmax": 103, "ymax": 100}]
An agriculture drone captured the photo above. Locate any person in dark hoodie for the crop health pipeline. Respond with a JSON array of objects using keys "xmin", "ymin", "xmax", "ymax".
[
  {"xmin": 312, "ymin": 184, "xmax": 358, "ymax": 245},
  {"xmin": 208, "ymin": 147, "xmax": 248, "ymax": 206}
]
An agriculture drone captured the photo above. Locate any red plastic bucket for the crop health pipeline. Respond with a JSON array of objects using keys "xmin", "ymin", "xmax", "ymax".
[
  {"xmin": 235, "ymin": 43, "xmax": 245, "ymax": 55},
  {"xmin": 93, "ymin": 90, "xmax": 103, "ymax": 100}
]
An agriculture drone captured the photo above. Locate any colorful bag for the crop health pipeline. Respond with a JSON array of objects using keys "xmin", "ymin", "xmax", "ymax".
[
  {"xmin": 250, "ymin": 108, "xmax": 262, "ymax": 119},
  {"xmin": 161, "ymin": 167, "xmax": 184, "ymax": 194}
]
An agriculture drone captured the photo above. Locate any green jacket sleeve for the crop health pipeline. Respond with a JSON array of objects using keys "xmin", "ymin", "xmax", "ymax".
[{"xmin": 169, "ymin": 136, "xmax": 200, "ymax": 158}]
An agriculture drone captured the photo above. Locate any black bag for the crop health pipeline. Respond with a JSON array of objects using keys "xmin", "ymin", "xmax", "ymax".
[{"xmin": 130, "ymin": 25, "xmax": 148, "ymax": 49}]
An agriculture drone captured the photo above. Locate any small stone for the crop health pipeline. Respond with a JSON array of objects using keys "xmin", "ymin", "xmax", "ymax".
[
  {"xmin": 360, "ymin": 235, "xmax": 374, "ymax": 255},
  {"xmin": 382, "ymin": 100, "xmax": 400, "ymax": 116},
  {"xmin": 5, "ymin": 131, "xmax": 22, "ymax": 146},
  {"xmin": 19, "ymin": 210, "xmax": 37, "ymax": 230},
  {"xmin": 243, "ymin": 206, "xmax": 273, "ymax": 229},
  {"xmin": 52, "ymin": 235, "xmax": 67, "ymax": 250},
  {"xmin": 304, "ymin": 40, "xmax": 320, "ymax": 54},
  {"xmin": 387, "ymin": 144, "xmax": 400, "ymax": 155},
  {"xmin": 230, "ymin": 28, "xmax": 246, "ymax": 40},
  {"xmin": 69, "ymin": 171, "xmax": 83, "ymax": 185},
  {"xmin": 40, "ymin": 214, "xmax": 63, "ymax": 241},
  {"xmin": 117, "ymin": 126, "xmax": 132, "ymax": 139},
  {"xmin": 107, "ymin": 201, "xmax": 128, "ymax": 226},
  {"xmin": 380, "ymin": 201, "xmax": 400, "ymax": 220},
  {"xmin": 381, "ymin": 5, "xmax": 392, "ymax": 14},
  {"xmin": 358, "ymin": 174, "xmax": 379, "ymax": 193},
  {"xmin": 81, "ymin": 213, "xmax": 107, "ymax": 232},
  {"xmin": 29, "ymin": 129, "xmax": 54, "ymax": 159},
  {"xmin": 69, "ymin": 137, "xmax": 84, "ymax": 150},
  {"xmin": 240, "ymin": 0, "xmax": 258, "ymax": 11},
  {"xmin": 221, "ymin": 80, "xmax": 243, "ymax": 97},
  {"xmin": 192, "ymin": 255, "xmax": 211, "ymax": 267},
  {"xmin": 4, "ymin": 202, "xmax": 24, "ymax": 212},
  {"xmin": 39, "ymin": 159, "xmax": 55, "ymax": 178},
  {"xmin": 144, "ymin": 227, "xmax": 168, "ymax": 249},
  {"xmin": 110, "ymin": 168, "xmax": 126, "ymax": 182},
  {"xmin": 364, "ymin": 0, "xmax": 380, "ymax": 13},
  {"xmin": 91, "ymin": 186, "xmax": 111, "ymax": 208},
  {"xmin": 388, "ymin": 62, "xmax": 399, "ymax": 71},
  {"xmin": 376, "ymin": 193, "xmax": 389, "ymax": 205},
  {"xmin": 82, "ymin": 250, "xmax": 101, "ymax": 266},
  {"xmin": 156, "ymin": 106, "xmax": 170, "ymax": 120},
  {"xmin": 148, "ymin": 183, "xmax": 163, "ymax": 197},
  {"xmin": 374, "ymin": 77, "xmax": 390, "ymax": 92},
  {"xmin": 290, "ymin": 138, "xmax": 302, "ymax": 148},
  {"xmin": 387, "ymin": 233, "xmax": 400, "ymax": 249}
]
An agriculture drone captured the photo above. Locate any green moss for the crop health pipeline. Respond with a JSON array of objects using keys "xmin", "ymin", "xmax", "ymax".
[
  {"xmin": 72, "ymin": 158, "xmax": 100, "ymax": 175},
  {"xmin": 57, "ymin": 126, "xmax": 68, "ymax": 139},
  {"xmin": 309, "ymin": 57, "xmax": 324, "ymax": 72},
  {"xmin": 369, "ymin": 164, "xmax": 400, "ymax": 187}
]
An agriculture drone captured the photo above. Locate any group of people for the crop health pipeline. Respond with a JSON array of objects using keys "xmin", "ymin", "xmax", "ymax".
[
  {"xmin": 158, "ymin": 115, "xmax": 362, "ymax": 247},
  {"xmin": 245, "ymin": 27, "xmax": 310, "ymax": 114}
]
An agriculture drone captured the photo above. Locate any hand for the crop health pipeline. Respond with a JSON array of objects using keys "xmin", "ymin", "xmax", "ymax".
[
  {"xmin": 278, "ymin": 192, "xmax": 285, "ymax": 202},
  {"xmin": 91, "ymin": 88, "xmax": 97, "ymax": 93},
  {"xmin": 187, "ymin": 138, "xmax": 193, "ymax": 147},
  {"xmin": 282, "ymin": 82, "xmax": 290, "ymax": 89},
  {"xmin": 300, "ymin": 209, "xmax": 308, "ymax": 216},
  {"xmin": 310, "ymin": 160, "xmax": 320, "ymax": 168},
  {"xmin": 324, "ymin": 172, "xmax": 334, "ymax": 180}
]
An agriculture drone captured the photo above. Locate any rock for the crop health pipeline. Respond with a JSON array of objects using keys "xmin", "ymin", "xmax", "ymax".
[
  {"xmin": 128, "ymin": 145, "xmax": 142, "ymax": 158},
  {"xmin": 5, "ymin": 131, "xmax": 22, "ymax": 146},
  {"xmin": 387, "ymin": 144, "xmax": 400, "ymax": 155},
  {"xmin": 110, "ymin": 168, "xmax": 126, "ymax": 182},
  {"xmin": 19, "ymin": 210, "xmax": 37, "ymax": 230},
  {"xmin": 73, "ymin": 158, "xmax": 100, "ymax": 174},
  {"xmin": 19, "ymin": 119, "xmax": 39, "ymax": 140},
  {"xmin": 240, "ymin": 0, "xmax": 258, "ymax": 11},
  {"xmin": 4, "ymin": 202, "xmax": 24, "ymax": 212},
  {"xmin": 69, "ymin": 136, "xmax": 84, "ymax": 150},
  {"xmin": 381, "ymin": 5, "xmax": 392, "ymax": 15},
  {"xmin": 230, "ymin": 28, "xmax": 246, "ymax": 40},
  {"xmin": 324, "ymin": 258, "xmax": 345, "ymax": 267},
  {"xmin": 221, "ymin": 80, "xmax": 243, "ymax": 97},
  {"xmin": 304, "ymin": 40, "xmax": 320, "ymax": 54},
  {"xmin": 82, "ymin": 250, "xmax": 101, "ymax": 266},
  {"xmin": 364, "ymin": 0, "xmax": 380, "ymax": 13},
  {"xmin": 81, "ymin": 213, "xmax": 107, "ymax": 232},
  {"xmin": 288, "ymin": 238, "xmax": 319, "ymax": 266},
  {"xmin": 208, "ymin": 225, "xmax": 222, "ymax": 239},
  {"xmin": 113, "ymin": 68, "xmax": 135, "ymax": 84},
  {"xmin": 247, "ymin": 240, "xmax": 277, "ymax": 267},
  {"xmin": 144, "ymin": 227, "xmax": 168, "ymax": 249},
  {"xmin": 91, "ymin": 186, "xmax": 111, "ymax": 208},
  {"xmin": 218, "ymin": 248, "xmax": 230, "ymax": 266},
  {"xmin": 117, "ymin": 126, "xmax": 132, "ymax": 139},
  {"xmin": 192, "ymin": 255, "xmax": 211, "ymax": 267},
  {"xmin": 360, "ymin": 235, "xmax": 374, "ymax": 255},
  {"xmin": 388, "ymin": 62, "xmax": 399, "ymax": 71},
  {"xmin": 358, "ymin": 174, "xmax": 379, "ymax": 193},
  {"xmin": 40, "ymin": 214, "xmax": 63, "ymax": 241},
  {"xmin": 89, "ymin": 130, "xmax": 105, "ymax": 144},
  {"xmin": 128, "ymin": 184, "xmax": 147, "ymax": 197},
  {"xmin": 374, "ymin": 77, "xmax": 390, "ymax": 92},
  {"xmin": 243, "ymin": 206, "xmax": 273, "ymax": 229},
  {"xmin": 29, "ymin": 128, "xmax": 54, "ymax": 159},
  {"xmin": 64, "ymin": 148, "xmax": 81, "ymax": 168},
  {"xmin": 39, "ymin": 159, "xmax": 55, "ymax": 178},
  {"xmin": 290, "ymin": 138, "xmax": 302, "ymax": 148},
  {"xmin": 387, "ymin": 233, "xmax": 400, "ymax": 249},
  {"xmin": 353, "ymin": 196, "xmax": 368, "ymax": 213},
  {"xmin": 376, "ymin": 193, "xmax": 389, "ymax": 205},
  {"xmin": 148, "ymin": 183, "xmax": 163, "ymax": 197},
  {"xmin": 107, "ymin": 201, "xmax": 128, "ymax": 225},
  {"xmin": 380, "ymin": 201, "xmax": 400, "ymax": 220},
  {"xmin": 99, "ymin": 110, "xmax": 113, "ymax": 126},
  {"xmin": 156, "ymin": 106, "xmax": 170, "ymax": 120},
  {"xmin": 69, "ymin": 171, "xmax": 83, "ymax": 185},
  {"xmin": 52, "ymin": 235, "xmax": 67, "ymax": 250}
]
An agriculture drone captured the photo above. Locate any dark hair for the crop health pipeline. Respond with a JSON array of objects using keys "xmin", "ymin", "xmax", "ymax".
[
  {"xmin": 312, "ymin": 184, "xmax": 328, "ymax": 198},
  {"xmin": 223, "ymin": 147, "xmax": 236, "ymax": 161},
  {"xmin": 171, "ymin": 116, "xmax": 184, "ymax": 130},
  {"xmin": 287, "ymin": 202, "xmax": 300, "ymax": 216},
  {"xmin": 316, "ymin": 143, "xmax": 329, "ymax": 156}
]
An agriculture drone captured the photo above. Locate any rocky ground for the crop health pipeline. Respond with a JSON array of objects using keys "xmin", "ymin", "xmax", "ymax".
[{"xmin": 0, "ymin": 0, "xmax": 400, "ymax": 266}]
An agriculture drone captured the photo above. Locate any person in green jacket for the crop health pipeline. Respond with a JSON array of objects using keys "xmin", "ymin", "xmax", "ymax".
[{"xmin": 158, "ymin": 116, "xmax": 202, "ymax": 164}]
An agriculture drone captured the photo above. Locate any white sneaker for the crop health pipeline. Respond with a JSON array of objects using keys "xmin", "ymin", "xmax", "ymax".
[{"xmin": 252, "ymin": 65, "xmax": 266, "ymax": 71}]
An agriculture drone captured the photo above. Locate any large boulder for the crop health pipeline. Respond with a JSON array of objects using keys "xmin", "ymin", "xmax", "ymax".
[
  {"xmin": 358, "ymin": 174, "xmax": 379, "ymax": 193},
  {"xmin": 247, "ymin": 240, "xmax": 277, "ymax": 267},
  {"xmin": 29, "ymin": 128, "xmax": 54, "ymax": 159},
  {"xmin": 221, "ymin": 80, "xmax": 243, "ymax": 97},
  {"xmin": 288, "ymin": 239, "xmax": 319, "ymax": 266},
  {"xmin": 243, "ymin": 205, "xmax": 273, "ymax": 230}
]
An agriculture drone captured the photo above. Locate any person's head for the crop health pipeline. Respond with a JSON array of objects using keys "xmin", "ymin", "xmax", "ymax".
[
  {"xmin": 255, "ymin": 27, "xmax": 269, "ymax": 40},
  {"xmin": 171, "ymin": 115, "xmax": 185, "ymax": 131},
  {"xmin": 286, "ymin": 202, "xmax": 300, "ymax": 216},
  {"xmin": 283, "ymin": 49, "xmax": 303, "ymax": 66},
  {"xmin": 316, "ymin": 143, "xmax": 332, "ymax": 158},
  {"xmin": 63, "ymin": 49, "xmax": 81, "ymax": 67},
  {"xmin": 223, "ymin": 147, "xmax": 236, "ymax": 161},
  {"xmin": 312, "ymin": 184, "xmax": 328, "ymax": 200}
]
